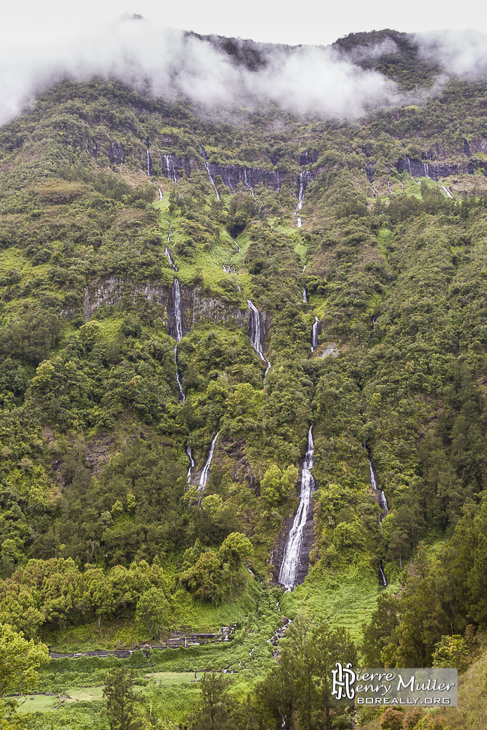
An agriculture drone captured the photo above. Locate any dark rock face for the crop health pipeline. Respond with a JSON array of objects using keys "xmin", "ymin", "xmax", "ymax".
[
  {"xmin": 161, "ymin": 154, "xmax": 192, "ymax": 182},
  {"xmin": 83, "ymin": 279, "xmax": 256, "ymax": 339},
  {"xmin": 365, "ymin": 161, "xmax": 376, "ymax": 182},
  {"xmin": 396, "ymin": 156, "xmax": 486, "ymax": 179},
  {"xmin": 299, "ymin": 150, "xmax": 318, "ymax": 165},
  {"xmin": 108, "ymin": 142, "xmax": 125, "ymax": 165},
  {"xmin": 207, "ymin": 163, "xmax": 284, "ymax": 192}
]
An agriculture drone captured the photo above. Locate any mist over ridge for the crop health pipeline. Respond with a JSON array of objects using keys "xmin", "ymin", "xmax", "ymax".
[{"xmin": 1, "ymin": 15, "xmax": 487, "ymax": 127}]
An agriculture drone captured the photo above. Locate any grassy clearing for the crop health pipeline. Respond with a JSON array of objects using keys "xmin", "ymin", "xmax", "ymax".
[{"xmin": 289, "ymin": 563, "xmax": 395, "ymax": 646}]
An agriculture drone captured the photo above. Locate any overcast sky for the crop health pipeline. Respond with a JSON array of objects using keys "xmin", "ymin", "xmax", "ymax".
[{"xmin": 2, "ymin": 0, "xmax": 486, "ymax": 49}]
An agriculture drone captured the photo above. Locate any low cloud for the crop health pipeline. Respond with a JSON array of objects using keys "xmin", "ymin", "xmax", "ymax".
[
  {"xmin": 415, "ymin": 28, "xmax": 487, "ymax": 78},
  {"xmin": 0, "ymin": 16, "xmax": 399, "ymax": 126}
]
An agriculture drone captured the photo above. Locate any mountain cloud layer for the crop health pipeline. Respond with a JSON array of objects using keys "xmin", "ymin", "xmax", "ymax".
[{"xmin": 1, "ymin": 18, "xmax": 486, "ymax": 127}]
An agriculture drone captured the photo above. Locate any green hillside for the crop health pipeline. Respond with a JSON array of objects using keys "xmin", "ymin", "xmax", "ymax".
[{"xmin": 2, "ymin": 29, "xmax": 487, "ymax": 729}]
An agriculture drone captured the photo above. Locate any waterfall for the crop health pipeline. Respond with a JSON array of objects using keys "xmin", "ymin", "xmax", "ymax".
[
  {"xmin": 368, "ymin": 456, "xmax": 389, "ymax": 587},
  {"xmin": 199, "ymin": 433, "xmax": 219, "ymax": 492},
  {"xmin": 302, "ymin": 286, "xmax": 308, "ymax": 304},
  {"xmin": 162, "ymin": 154, "xmax": 178, "ymax": 183},
  {"xmin": 279, "ymin": 425, "xmax": 316, "ymax": 590},
  {"xmin": 164, "ymin": 246, "xmax": 178, "ymax": 271},
  {"xmin": 204, "ymin": 162, "xmax": 221, "ymax": 200},
  {"xmin": 232, "ymin": 237, "xmax": 241, "ymax": 252},
  {"xmin": 247, "ymin": 299, "xmax": 271, "ymax": 385},
  {"xmin": 172, "ymin": 279, "xmax": 185, "ymax": 401},
  {"xmin": 311, "ymin": 316, "xmax": 319, "ymax": 352},
  {"xmin": 243, "ymin": 169, "xmax": 254, "ymax": 196},
  {"xmin": 173, "ymin": 279, "xmax": 183, "ymax": 342},
  {"xmin": 186, "ymin": 444, "xmax": 195, "ymax": 484},
  {"xmin": 441, "ymin": 185, "xmax": 453, "ymax": 199},
  {"xmin": 368, "ymin": 460, "xmax": 389, "ymax": 520},
  {"xmin": 146, "ymin": 149, "xmax": 163, "ymax": 200}
]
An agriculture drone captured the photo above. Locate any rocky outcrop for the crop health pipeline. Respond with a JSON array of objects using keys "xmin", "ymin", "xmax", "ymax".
[
  {"xmin": 365, "ymin": 161, "xmax": 375, "ymax": 183},
  {"xmin": 204, "ymin": 163, "xmax": 284, "ymax": 192},
  {"xmin": 108, "ymin": 142, "xmax": 125, "ymax": 165},
  {"xmin": 161, "ymin": 154, "xmax": 192, "ymax": 182},
  {"xmin": 299, "ymin": 150, "xmax": 318, "ymax": 165},
  {"xmin": 83, "ymin": 279, "xmax": 265, "ymax": 341},
  {"xmin": 396, "ymin": 155, "xmax": 485, "ymax": 180}
]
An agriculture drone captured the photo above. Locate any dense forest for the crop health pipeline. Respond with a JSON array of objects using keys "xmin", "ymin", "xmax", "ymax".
[{"xmin": 2, "ymin": 26, "xmax": 487, "ymax": 729}]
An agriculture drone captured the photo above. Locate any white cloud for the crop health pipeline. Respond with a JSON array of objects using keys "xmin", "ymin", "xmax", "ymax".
[
  {"xmin": 0, "ymin": 16, "xmax": 398, "ymax": 126},
  {"xmin": 415, "ymin": 28, "xmax": 487, "ymax": 78}
]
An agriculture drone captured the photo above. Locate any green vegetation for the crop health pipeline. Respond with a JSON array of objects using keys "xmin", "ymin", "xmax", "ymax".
[{"xmin": 2, "ymin": 34, "xmax": 487, "ymax": 728}]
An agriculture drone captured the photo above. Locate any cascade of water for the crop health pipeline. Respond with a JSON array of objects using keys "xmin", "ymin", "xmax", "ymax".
[
  {"xmin": 162, "ymin": 154, "xmax": 178, "ymax": 183},
  {"xmin": 302, "ymin": 286, "xmax": 308, "ymax": 304},
  {"xmin": 164, "ymin": 247, "xmax": 178, "ymax": 271},
  {"xmin": 173, "ymin": 279, "xmax": 183, "ymax": 343},
  {"xmin": 145, "ymin": 149, "xmax": 163, "ymax": 200},
  {"xmin": 247, "ymin": 299, "xmax": 271, "ymax": 384},
  {"xmin": 311, "ymin": 316, "xmax": 319, "ymax": 352},
  {"xmin": 172, "ymin": 279, "xmax": 185, "ymax": 401},
  {"xmin": 442, "ymin": 185, "xmax": 453, "ymax": 199},
  {"xmin": 204, "ymin": 162, "xmax": 221, "ymax": 200},
  {"xmin": 199, "ymin": 433, "xmax": 219, "ymax": 492},
  {"xmin": 279, "ymin": 425, "xmax": 315, "ymax": 590},
  {"xmin": 232, "ymin": 237, "xmax": 241, "ymax": 252},
  {"xmin": 302, "ymin": 265, "xmax": 306, "ymax": 273},
  {"xmin": 186, "ymin": 444, "xmax": 195, "ymax": 484},
  {"xmin": 379, "ymin": 561, "xmax": 388, "ymax": 587},
  {"xmin": 368, "ymin": 460, "xmax": 389, "ymax": 519}
]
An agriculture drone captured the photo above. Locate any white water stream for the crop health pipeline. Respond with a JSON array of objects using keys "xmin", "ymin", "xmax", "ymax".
[
  {"xmin": 199, "ymin": 433, "xmax": 219, "ymax": 492},
  {"xmin": 247, "ymin": 299, "xmax": 271, "ymax": 385},
  {"xmin": 172, "ymin": 279, "xmax": 185, "ymax": 402},
  {"xmin": 279, "ymin": 425, "xmax": 315, "ymax": 590},
  {"xmin": 311, "ymin": 317, "xmax": 319, "ymax": 352}
]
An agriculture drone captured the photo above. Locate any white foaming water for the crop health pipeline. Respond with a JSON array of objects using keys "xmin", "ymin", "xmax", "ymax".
[
  {"xmin": 442, "ymin": 185, "xmax": 453, "ymax": 199},
  {"xmin": 172, "ymin": 278, "xmax": 185, "ymax": 401},
  {"xmin": 247, "ymin": 299, "xmax": 271, "ymax": 385},
  {"xmin": 164, "ymin": 246, "xmax": 177, "ymax": 271},
  {"xmin": 311, "ymin": 316, "xmax": 319, "ymax": 351},
  {"xmin": 279, "ymin": 425, "xmax": 315, "ymax": 590},
  {"xmin": 368, "ymin": 460, "xmax": 389, "ymax": 515},
  {"xmin": 173, "ymin": 279, "xmax": 183, "ymax": 342},
  {"xmin": 302, "ymin": 285, "xmax": 308, "ymax": 303},
  {"xmin": 186, "ymin": 444, "xmax": 195, "ymax": 484},
  {"xmin": 204, "ymin": 162, "xmax": 221, "ymax": 200},
  {"xmin": 199, "ymin": 433, "xmax": 219, "ymax": 492},
  {"xmin": 162, "ymin": 154, "xmax": 179, "ymax": 183}
]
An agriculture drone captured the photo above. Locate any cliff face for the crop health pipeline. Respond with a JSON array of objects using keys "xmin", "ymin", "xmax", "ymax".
[
  {"xmin": 83, "ymin": 279, "xmax": 256, "ymax": 337},
  {"xmin": 395, "ymin": 156, "xmax": 483, "ymax": 180}
]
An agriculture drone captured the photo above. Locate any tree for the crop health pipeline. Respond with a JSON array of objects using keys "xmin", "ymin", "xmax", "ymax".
[
  {"xmin": 0, "ymin": 625, "xmax": 48, "ymax": 729},
  {"xmin": 253, "ymin": 617, "xmax": 357, "ymax": 730},
  {"xmin": 180, "ymin": 551, "xmax": 222, "ymax": 603},
  {"xmin": 261, "ymin": 465, "xmax": 299, "ymax": 507},
  {"xmin": 103, "ymin": 668, "xmax": 144, "ymax": 730},
  {"xmin": 188, "ymin": 673, "xmax": 238, "ymax": 730},
  {"xmin": 135, "ymin": 587, "xmax": 169, "ymax": 638},
  {"xmin": 0, "ymin": 625, "xmax": 49, "ymax": 697},
  {"xmin": 218, "ymin": 532, "xmax": 253, "ymax": 568}
]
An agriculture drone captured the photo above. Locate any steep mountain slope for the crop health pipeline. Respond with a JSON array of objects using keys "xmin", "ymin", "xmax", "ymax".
[{"xmin": 2, "ymin": 28, "xmax": 487, "ymax": 728}]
